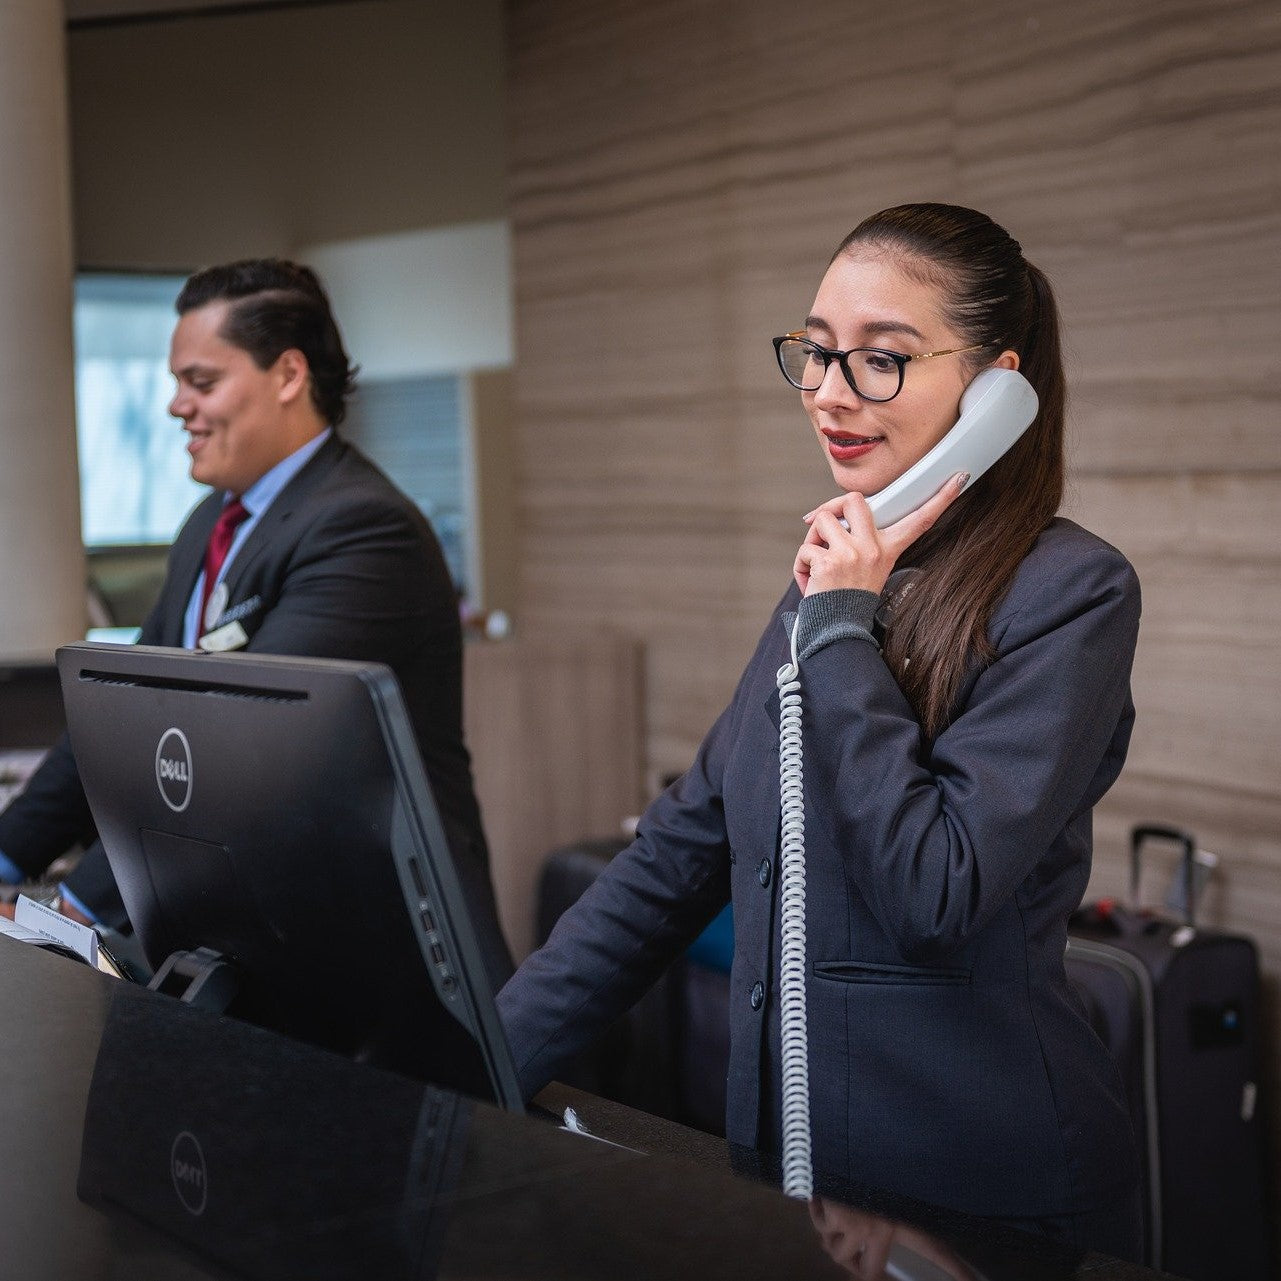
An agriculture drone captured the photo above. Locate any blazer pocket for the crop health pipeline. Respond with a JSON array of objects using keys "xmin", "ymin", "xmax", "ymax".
[{"xmin": 813, "ymin": 959, "xmax": 971, "ymax": 987}]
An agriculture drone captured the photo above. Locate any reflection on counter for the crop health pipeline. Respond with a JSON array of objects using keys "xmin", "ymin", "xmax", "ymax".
[
  {"xmin": 0, "ymin": 937, "xmax": 1142, "ymax": 1280},
  {"xmin": 78, "ymin": 988, "xmax": 467, "ymax": 1280},
  {"xmin": 70, "ymin": 979, "xmax": 1109, "ymax": 1281}
]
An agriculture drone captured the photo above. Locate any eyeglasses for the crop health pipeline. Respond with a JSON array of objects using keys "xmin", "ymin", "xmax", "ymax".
[{"xmin": 772, "ymin": 332, "xmax": 991, "ymax": 403}]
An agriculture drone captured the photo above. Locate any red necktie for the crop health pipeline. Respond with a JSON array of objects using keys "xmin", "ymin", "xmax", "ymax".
[{"xmin": 199, "ymin": 497, "xmax": 249, "ymax": 632}]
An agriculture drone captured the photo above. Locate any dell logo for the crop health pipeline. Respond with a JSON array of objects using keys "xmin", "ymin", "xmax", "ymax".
[
  {"xmin": 155, "ymin": 728, "xmax": 193, "ymax": 813},
  {"xmin": 170, "ymin": 1130, "xmax": 208, "ymax": 1216}
]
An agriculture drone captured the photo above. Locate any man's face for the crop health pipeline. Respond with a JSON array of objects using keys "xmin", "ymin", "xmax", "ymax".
[{"xmin": 167, "ymin": 301, "xmax": 299, "ymax": 494}]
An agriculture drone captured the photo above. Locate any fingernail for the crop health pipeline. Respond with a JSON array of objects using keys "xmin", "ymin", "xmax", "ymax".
[
  {"xmin": 802, "ymin": 511, "xmax": 814, "ymax": 522},
  {"xmin": 956, "ymin": 472, "xmax": 970, "ymax": 489}
]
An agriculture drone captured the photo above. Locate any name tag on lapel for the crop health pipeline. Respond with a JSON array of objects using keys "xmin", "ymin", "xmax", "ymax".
[
  {"xmin": 198, "ymin": 593, "xmax": 263, "ymax": 651},
  {"xmin": 209, "ymin": 593, "xmax": 262, "ymax": 630},
  {"xmin": 198, "ymin": 621, "xmax": 249, "ymax": 652}
]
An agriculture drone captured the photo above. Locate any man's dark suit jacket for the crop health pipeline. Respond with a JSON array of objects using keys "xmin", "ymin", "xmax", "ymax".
[
  {"xmin": 0, "ymin": 434, "xmax": 511, "ymax": 989},
  {"xmin": 499, "ymin": 518, "xmax": 1142, "ymax": 1218}
]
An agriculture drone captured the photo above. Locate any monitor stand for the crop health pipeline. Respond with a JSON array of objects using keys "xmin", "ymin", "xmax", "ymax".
[{"xmin": 148, "ymin": 947, "xmax": 241, "ymax": 1013}]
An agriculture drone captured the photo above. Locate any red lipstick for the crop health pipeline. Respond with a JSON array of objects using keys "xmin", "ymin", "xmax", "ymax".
[{"xmin": 822, "ymin": 429, "xmax": 884, "ymax": 462}]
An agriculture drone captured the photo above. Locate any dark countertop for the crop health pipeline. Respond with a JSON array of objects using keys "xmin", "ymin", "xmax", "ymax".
[{"xmin": 0, "ymin": 935, "xmax": 1177, "ymax": 1281}]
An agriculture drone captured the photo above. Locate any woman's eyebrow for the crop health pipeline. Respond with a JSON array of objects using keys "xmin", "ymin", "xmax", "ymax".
[
  {"xmin": 863, "ymin": 318, "xmax": 925, "ymax": 342},
  {"xmin": 804, "ymin": 314, "xmax": 926, "ymax": 343}
]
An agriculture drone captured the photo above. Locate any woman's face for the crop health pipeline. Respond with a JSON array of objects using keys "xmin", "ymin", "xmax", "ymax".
[{"xmin": 801, "ymin": 248, "xmax": 981, "ymax": 497}]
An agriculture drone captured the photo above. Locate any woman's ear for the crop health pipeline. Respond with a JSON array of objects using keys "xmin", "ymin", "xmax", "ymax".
[{"xmin": 992, "ymin": 348, "xmax": 1021, "ymax": 371}]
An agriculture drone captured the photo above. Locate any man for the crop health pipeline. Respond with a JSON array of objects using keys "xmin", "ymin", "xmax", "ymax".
[{"xmin": 0, "ymin": 260, "xmax": 511, "ymax": 990}]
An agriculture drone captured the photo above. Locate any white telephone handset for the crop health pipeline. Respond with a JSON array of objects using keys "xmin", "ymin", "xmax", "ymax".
[{"xmin": 865, "ymin": 367, "xmax": 1039, "ymax": 528}]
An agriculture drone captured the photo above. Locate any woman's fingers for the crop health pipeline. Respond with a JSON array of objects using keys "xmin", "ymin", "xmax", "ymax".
[
  {"xmin": 795, "ymin": 474, "xmax": 968, "ymax": 597},
  {"xmin": 793, "ymin": 541, "xmax": 816, "ymax": 593},
  {"xmin": 878, "ymin": 472, "xmax": 969, "ymax": 553},
  {"xmin": 797, "ymin": 504, "xmax": 889, "ymax": 596},
  {"xmin": 802, "ymin": 493, "xmax": 853, "ymax": 526},
  {"xmin": 810, "ymin": 506, "xmax": 859, "ymax": 546}
]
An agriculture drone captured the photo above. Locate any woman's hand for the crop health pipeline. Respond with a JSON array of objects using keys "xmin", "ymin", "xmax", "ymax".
[
  {"xmin": 807, "ymin": 1198, "xmax": 979, "ymax": 1280},
  {"xmin": 793, "ymin": 472, "xmax": 968, "ymax": 597},
  {"xmin": 807, "ymin": 1199, "xmax": 896, "ymax": 1279}
]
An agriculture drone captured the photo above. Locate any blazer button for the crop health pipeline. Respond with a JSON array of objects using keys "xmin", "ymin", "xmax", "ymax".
[
  {"xmin": 757, "ymin": 858, "xmax": 771, "ymax": 888},
  {"xmin": 750, "ymin": 981, "xmax": 764, "ymax": 1011}
]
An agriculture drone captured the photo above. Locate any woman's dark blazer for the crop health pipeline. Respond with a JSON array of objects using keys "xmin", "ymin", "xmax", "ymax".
[{"xmin": 498, "ymin": 517, "xmax": 1142, "ymax": 1217}]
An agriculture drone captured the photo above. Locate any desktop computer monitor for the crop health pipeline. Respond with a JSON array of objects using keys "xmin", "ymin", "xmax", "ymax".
[{"xmin": 56, "ymin": 642, "xmax": 522, "ymax": 1111}]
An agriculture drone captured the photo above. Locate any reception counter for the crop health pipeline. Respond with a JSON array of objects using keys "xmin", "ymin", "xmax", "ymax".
[{"xmin": 0, "ymin": 935, "xmax": 1174, "ymax": 1280}]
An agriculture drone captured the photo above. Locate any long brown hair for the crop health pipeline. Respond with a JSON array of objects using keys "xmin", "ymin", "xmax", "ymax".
[{"xmin": 833, "ymin": 204, "xmax": 1066, "ymax": 738}]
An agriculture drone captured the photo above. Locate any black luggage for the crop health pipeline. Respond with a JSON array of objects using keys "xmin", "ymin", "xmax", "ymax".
[{"xmin": 1066, "ymin": 824, "xmax": 1273, "ymax": 1280}]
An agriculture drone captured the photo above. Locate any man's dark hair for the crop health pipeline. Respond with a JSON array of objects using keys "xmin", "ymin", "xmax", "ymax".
[{"xmin": 176, "ymin": 259, "xmax": 358, "ymax": 427}]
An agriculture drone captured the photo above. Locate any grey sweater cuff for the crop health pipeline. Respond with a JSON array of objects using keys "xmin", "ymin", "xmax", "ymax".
[{"xmin": 793, "ymin": 588, "xmax": 881, "ymax": 660}]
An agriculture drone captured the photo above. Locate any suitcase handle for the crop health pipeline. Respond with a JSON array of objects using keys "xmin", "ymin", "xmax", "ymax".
[{"xmin": 1129, "ymin": 823, "xmax": 1198, "ymax": 927}]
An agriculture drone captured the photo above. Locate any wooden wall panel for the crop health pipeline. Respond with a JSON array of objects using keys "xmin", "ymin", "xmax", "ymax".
[
  {"xmin": 464, "ymin": 633, "xmax": 645, "ymax": 958},
  {"xmin": 506, "ymin": 0, "xmax": 1281, "ymax": 1212}
]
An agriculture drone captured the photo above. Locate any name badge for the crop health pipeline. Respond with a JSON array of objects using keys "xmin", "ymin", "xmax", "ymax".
[{"xmin": 198, "ymin": 620, "xmax": 249, "ymax": 653}]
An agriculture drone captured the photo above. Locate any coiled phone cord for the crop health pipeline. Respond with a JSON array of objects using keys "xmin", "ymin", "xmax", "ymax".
[{"xmin": 776, "ymin": 618, "xmax": 813, "ymax": 1199}]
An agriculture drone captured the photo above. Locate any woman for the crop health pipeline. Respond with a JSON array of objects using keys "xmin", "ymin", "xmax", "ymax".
[{"xmin": 498, "ymin": 204, "xmax": 1142, "ymax": 1258}]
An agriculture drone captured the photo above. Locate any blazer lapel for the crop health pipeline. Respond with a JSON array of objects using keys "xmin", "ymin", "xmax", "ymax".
[{"xmin": 219, "ymin": 434, "xmax": 346, "ymax": 602}]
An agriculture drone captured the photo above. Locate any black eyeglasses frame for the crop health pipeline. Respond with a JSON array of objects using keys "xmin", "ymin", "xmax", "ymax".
[{"xmin": 772, "ymin": 332, "xmax": 991, "ymax": 403}]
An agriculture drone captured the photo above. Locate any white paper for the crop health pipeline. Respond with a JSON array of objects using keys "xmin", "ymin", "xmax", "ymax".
[
  {"xmin": 14, "ymin": 894, "xmax": 99, "ymax": 967},
  {"xmin": 0, "ymin": 916, "xmax": 55, "ymax": 947}
]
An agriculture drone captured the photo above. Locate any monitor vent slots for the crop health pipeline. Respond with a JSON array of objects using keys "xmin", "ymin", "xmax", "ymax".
[{"xmin": 77, "ymin": 669, "xmax": 308, "ymax": 706}]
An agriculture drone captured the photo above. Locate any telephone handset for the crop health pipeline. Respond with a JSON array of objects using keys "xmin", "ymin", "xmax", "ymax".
[
  {"xmin": 866, "ymin": 367, "xmax": 1039, "ymax": 528},
  {"xmin": 776, "ymin": 367, "xmax": 1039, "ymax": 1200}
]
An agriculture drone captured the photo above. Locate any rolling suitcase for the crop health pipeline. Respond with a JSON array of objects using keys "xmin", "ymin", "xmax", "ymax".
[{"xmin": 1066, "ymin": 824, "xmax": 1272, "ymax": 1280}]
